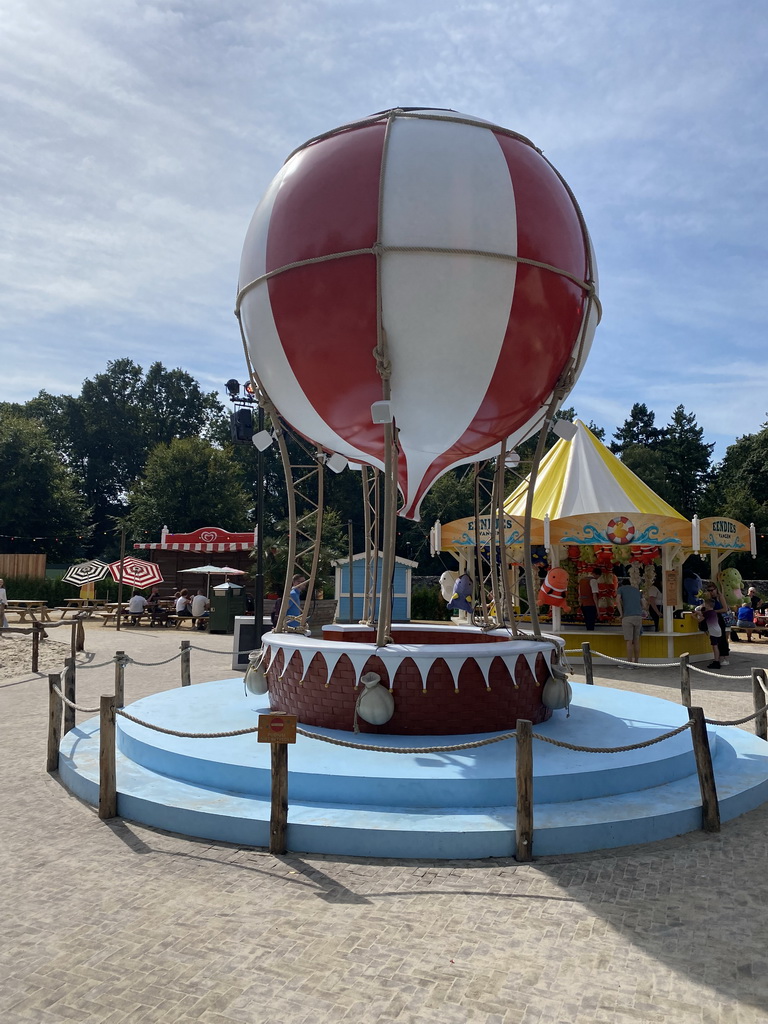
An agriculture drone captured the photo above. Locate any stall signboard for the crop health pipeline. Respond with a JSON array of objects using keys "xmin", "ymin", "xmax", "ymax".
[
  {"xmin": 698, "ymin": 518, "xmax": 750, "ymax": 552},
  {"xmin": 440, "ymin": 515, "xmax": 536, "ymax": 550}
]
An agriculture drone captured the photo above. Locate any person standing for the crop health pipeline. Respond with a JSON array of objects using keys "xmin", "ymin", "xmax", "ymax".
[
  {"xmin": 646, "ymin": 580, "xmax": 662, "ymax": 632},
  {"xmin": 696, "ymin": 599, "xmax": 723, "ymax": 669},
  {"xmin": 0, "ymin": 578, "xmax": 8, "ymax": 630},
  {"xmin": 286, "ymin": 575, "xmax": 307, "ymax": 628},
  {"xmin": 705, "ymin": 581, "xmax": 730, "ymax": 666},
  {"xmin": 578, "ymin": 566, "xmax": 602, "ymax": 631},
  {"xmin": 616, "ymin": 576, "xmax": 645, "ymax": 666},
  {"xmin": 748, "ymin": 585, "xmax": 760, "ymax": 611}
]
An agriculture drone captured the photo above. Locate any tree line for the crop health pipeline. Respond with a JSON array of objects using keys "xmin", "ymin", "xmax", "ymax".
[{"xmin": 1, "ymin": 363, "xmax": 766, "ymax": 577}]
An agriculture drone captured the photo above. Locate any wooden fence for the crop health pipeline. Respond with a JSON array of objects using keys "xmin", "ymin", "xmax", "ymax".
[{"xmin": 0, "ymin": 553, "xmax": 47, "ymax": 578}]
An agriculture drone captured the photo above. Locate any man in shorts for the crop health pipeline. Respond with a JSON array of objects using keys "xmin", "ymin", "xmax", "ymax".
[{"xmin": 616, "ymin": 577, "xmax": 645, "ymax": 666}]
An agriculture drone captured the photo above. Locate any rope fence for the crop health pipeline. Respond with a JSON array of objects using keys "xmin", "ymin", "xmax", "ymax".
[{"xmin": 41, "ymin": 633, "xmax": 768, "ymax": 860}]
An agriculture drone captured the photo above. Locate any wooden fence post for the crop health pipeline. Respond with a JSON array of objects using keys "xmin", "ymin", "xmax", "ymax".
[
  {"xmin": 76, "ymin": 616, "xmax": 85, "ymax": 652},
  {"xmin": 581, "ymin": 643, "xmax": 594, "ymax": 685},
  {"xmin": 180, "ymin": 640, "xmax": 191, "ymax": 687},
  {"xmin": 47, "ymin": 674, "xmax": 62, "ymax": 772},
  {"xmin": 680, "ymin": 653, "xmax": 691, "ymax": 708},
  {"xmin": 99, "ymin": 694, "xmax": 117, "ymax": 820},
  {"xmin": 114, "ymin": 651, "xmax": 125, "ymax": 708},
  {"xmin": 270, "ymin": 743, "xmax": 289, "ymax": 855},
  {"xmin": 70, "ymin": 621, "xmax": 77, "ymax": 660},
  {"xmin": 689, "ymin": 706, "xmax": 720, "ymax": 833},
  {"xmin": 32, "ymin": 622, "xmax": 41, "ymax": 673},
  {"xmin": 515, "ymin": 718, "xmax": 534, "ymax": 861},
  {"xmin": 752, "ymin": 668, "xmax": 768, "ymax": 741},
  {"xmin": 63, "ymin": 658, "xmax": 76, "ymax": 735}
]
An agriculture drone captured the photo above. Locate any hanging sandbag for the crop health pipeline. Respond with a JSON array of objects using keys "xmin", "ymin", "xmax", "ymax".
[
  {"xmin": 244, "ymin": 650, "xmax": 269, "ymax": 695},
  {"xmin": 355, "ymin": 672, "xmax": 395, "ymax": 727},
  {"xmin": 541, "ymin": 664, "xmax": 572, "ymax": 714}
]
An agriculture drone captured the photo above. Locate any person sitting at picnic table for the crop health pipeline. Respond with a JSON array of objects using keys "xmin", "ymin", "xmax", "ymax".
[
  {"xmin": 175, "ymin": 589, "xmax": 193, "ymax": 620},
  {"xmin": 736, "ymin": 601, "xmax": 756, "ymax": 640},
  {"xmin": 126, "ymin": 591, "xmax": 148, "ymax": 624},
  {"xmin": 190, "ymin": 590, "xmax": 210, "ymax": 630},
  {"xmin": 146, "ymin": 587, "xmax": 168, "ymax": 624}
]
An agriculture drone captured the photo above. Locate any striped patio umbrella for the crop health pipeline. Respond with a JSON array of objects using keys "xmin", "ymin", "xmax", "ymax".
[
  {"xmin": 61, "ymin": 559, "xmax": 110, "ymax": 587},
  {"xmin": 108, "ymin": 557, "xmax": 164, "ymax": 590}
]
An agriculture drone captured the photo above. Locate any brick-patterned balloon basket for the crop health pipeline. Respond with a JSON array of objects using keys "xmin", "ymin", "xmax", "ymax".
[{"xmin": 263, "ymin": 624, "xmax": 558, "ymax": 735}]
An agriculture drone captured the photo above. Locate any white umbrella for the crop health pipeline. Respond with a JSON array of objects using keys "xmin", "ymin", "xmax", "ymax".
[{"xmin": 179, "ymin": 564, "xmax": 248, "ymax": 596}]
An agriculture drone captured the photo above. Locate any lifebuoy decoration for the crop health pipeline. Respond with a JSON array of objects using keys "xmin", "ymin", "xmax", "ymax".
[
  {"xmin": 538, "ymin": 567, "xmax": 571, "ymax": 611},
  {"xmin": 238, "ymin": 108, "xmax": 600, "ymax": 520},
  {"xmin": 606, "ymin": 517, "xmax": 636, "ymax": 545}
]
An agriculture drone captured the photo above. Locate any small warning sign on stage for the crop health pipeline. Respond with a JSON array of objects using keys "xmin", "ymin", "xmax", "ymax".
[{"xmin": 257, "ymin": 712, "xmax": 297, "ymax": 744}]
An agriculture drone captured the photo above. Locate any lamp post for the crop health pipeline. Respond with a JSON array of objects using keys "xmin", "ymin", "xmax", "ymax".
[{"xmin": 226, "ymin": 378, "xmax": 269, "ymax": 644}]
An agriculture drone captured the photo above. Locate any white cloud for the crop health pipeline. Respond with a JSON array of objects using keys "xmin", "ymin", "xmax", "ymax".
[{"xmin": 0, "ymin": 0, "xmax": 767, "ymax": 470}]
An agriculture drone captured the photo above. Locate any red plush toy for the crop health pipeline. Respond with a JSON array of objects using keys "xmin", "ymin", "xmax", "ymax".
[{"xmin": 537, "ymin": 567, "xmax": 571, "ymax": 611}]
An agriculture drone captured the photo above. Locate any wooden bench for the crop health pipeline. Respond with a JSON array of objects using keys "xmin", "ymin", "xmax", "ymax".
[{"xmin": 731, "ymin": 625, "xmax": 768, "ymax": 642}]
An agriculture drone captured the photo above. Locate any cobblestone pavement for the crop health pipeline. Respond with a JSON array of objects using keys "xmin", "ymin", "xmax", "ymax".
[{"xmin": 3, "ymin": 623, "xmax": 768, "ymax": 1023}]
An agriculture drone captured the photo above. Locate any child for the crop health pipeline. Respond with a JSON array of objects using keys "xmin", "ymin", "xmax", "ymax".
[{"xmin": 696, "ymin": 600, "xmax": 722, "ymax": 669}]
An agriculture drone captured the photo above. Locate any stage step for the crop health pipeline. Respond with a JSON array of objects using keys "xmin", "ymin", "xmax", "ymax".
[{"xmin": 57, "ymin": 682, "xmax": 768, "ymax": 859}]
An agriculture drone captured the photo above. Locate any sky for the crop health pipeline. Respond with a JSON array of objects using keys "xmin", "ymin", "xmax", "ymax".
[{"xmin": 2, "ymin": 0, "xmax": 767, "ymax": 463}]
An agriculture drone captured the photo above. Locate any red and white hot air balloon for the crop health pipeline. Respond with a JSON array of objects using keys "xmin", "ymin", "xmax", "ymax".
[{"xmin": 237, "ymin": 108, "xmax": 599, "ymax": 519}]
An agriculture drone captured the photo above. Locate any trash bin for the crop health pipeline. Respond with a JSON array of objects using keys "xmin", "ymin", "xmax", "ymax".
[{"xmin": 209, "ymin": 581, "xmax": 245, "ymax": 634}]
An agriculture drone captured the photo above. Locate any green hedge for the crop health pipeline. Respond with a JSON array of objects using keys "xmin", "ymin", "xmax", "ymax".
[
  {"xmin": 410, "ymin": 586, "xmax": 453, "ymax": 622},
  {"xmin": 0, "ymin": 575, "xmax": 120, "ymax": 607}
]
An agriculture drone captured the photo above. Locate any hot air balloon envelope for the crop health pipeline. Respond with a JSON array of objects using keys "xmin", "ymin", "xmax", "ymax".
[{"xmin": 238, "ymin": 108, "xmax": 599, "ymax": 519}]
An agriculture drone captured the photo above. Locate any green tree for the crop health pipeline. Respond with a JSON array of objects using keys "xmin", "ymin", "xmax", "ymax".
[
  {"xmin": 703, "ymin": 418, "xmax": 768, "ymax": 576},
  {"xmin": 126, "ymin": 437, "xmax": 251, "ymax": 538},
  {"xmin": 620, "ymin": 444, "xmax": 672, "ymax": 504},
  {"xmin": 0, "ymin": 412, "xmax": 90, "ymax": 560},
  {"xmin": 610, "ymin": 402, "xmax": 663, "ymax": 455},
  {"xmin": 24, "ymin": 360, "xmax": 224, "ymax": 553},
  {"xmin": 656, "ymin": 405, "xmax": 714, "ymax": 518}
]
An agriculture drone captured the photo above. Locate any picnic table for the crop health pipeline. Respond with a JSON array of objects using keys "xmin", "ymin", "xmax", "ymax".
[
  {"xmin": 57, "ymin": 598, "xmax": 103, "ymax": 618},
  {"xmin": 5, "ymin": 600, "xmax": 52, "ymax": 623}
]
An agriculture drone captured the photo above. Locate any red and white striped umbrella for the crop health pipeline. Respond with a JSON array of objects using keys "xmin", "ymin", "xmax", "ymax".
[
  {"xmin": 237, "ymin": 108, "xmax": 599, "ymax": 520},
  {"xmin": 108, "ymin": 557, "xmax": 164, "ymax": 589}
]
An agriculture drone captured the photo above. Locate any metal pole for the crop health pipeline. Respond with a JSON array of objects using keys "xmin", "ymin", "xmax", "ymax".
[
  {"xmin": 347, "ymin": 520, "xmax": 354, "ymax": 623},
  {"xmin": 116, "ymin": 528, "xmax": 126, "ymax": 632},
  {"xmin": 254, "ymin": 403, "xmax": 265, "ymax": 641}
]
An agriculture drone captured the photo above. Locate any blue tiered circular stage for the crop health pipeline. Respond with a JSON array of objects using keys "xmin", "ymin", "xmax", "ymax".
[{"xmin": 59, "ymin": 681, "xmax": 768, "ymax": 859}]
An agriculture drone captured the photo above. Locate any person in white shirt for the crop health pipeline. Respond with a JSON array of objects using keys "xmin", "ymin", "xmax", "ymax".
[
  {"xmin": 126, "ymin": 592, "xmax": 148, "ymax": 624},
  {"xmin": 175, "ymin": 590, "xmax": 192, "ymax": 618},
  {"xmin": 0, "ymin": 578, "xmax": 8, "ymax": 629},
  {"xmin": 190, "ymin": 590, "xmax": 210, "ymax": 630}
]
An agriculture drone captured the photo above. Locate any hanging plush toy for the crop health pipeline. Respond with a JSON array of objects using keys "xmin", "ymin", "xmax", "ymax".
[
  {"xmin": 719, "ymin": 567, "xmax": 744, "ymax": 607},
  {"xmin": 537, "ymin": 567, "xmax": 571, "ymax": 611},
  {"xmin": 447, "ymin": 572, "xmax": 473, "ymax": 613},
  {"xmin": 439, "ymin": 570, "xmax": 458, "ymax": 602},
  {"xmin": 683, "ymin": 571, "xmax": 703, "ymax": 605}
]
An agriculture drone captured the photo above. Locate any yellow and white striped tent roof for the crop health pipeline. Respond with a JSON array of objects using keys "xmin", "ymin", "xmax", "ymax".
[{"xmin": 503, "ymin": 420, "xmax": 686, "ymax": 523}]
